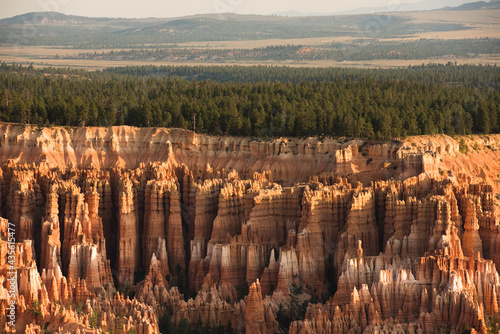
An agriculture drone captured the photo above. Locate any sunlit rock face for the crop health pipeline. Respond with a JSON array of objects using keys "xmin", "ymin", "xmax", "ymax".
[{"xmin": 1, "ymin": 123, "xmax": 500, "ymax": 333}]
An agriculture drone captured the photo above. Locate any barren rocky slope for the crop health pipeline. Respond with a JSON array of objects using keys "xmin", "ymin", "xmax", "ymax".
[{"xmin": 0, "ymin": 123, "xmax": 499, "ymax": 333}]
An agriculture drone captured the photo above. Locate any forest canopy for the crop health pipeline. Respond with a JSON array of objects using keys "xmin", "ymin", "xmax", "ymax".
[{"xmin": 0, "ymin": 62, "xmax": 499, "ymax": 139}]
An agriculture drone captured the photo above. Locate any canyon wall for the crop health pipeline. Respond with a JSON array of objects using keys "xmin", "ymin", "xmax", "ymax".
[{"xmin": 0, "ymin": 123, "xmax": 500, "ymax": 333}]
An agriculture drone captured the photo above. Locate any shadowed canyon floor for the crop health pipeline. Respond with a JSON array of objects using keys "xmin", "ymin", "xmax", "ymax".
[{"xmin": 0, "ymin": 123, "xmax": 500, "ymax": 333}]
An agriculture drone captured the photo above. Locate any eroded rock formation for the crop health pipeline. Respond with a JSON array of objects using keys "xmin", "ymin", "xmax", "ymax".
[{"xmin": 0, "ymin": 123, "xmax": 499, "ymax": 333}]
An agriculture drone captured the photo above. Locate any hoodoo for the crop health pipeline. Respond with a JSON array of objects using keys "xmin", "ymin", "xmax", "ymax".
[{"xmin": 1, "ymin": 123, "xmax": 500, "ymax": 333}]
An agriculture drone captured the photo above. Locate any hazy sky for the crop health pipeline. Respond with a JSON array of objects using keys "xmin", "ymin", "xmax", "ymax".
[{"xmin": 0, "ymin": 0, "xmax": 471, "ymax": 19}]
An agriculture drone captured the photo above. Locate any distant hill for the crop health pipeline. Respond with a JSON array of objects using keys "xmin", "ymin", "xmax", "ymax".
[
  {"xmin": 0, "ymin": 11, "xmax": 404, "ymax": 47},
  {"xmin": 0, "ymin": 6, "xmax": 488, "ymax": 47},
  {"xmin": 444, "ymin": 0, "xmax": 500, "ymax": 10},
  {"xmin": 0, "ymin": 11, "xmax": 112, "ymax": 25},
  {"xmin": 273, "ymin": 0, "xmax": 499, "ymax": 16},
  {"xmin": 334, "ymin": 0, "xmax": 472, "ymax": 15}
]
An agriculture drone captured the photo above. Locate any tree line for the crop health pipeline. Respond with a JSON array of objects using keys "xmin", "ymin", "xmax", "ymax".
[
  {"xmin": 0, "ymin": 62, "xmax": 499, "ymax": 139},
  {"xmin": 65, "ymin": 38, "xmax": 499, "ymax": 63},
  {"xmin": 105, "ymin": 63, "xmax": 499, "ymax": 87}
]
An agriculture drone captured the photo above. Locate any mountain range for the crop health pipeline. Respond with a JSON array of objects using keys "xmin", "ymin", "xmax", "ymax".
[{"xmin": 0, "ymin": 0, "xmax": 498, "ymax": 47}]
